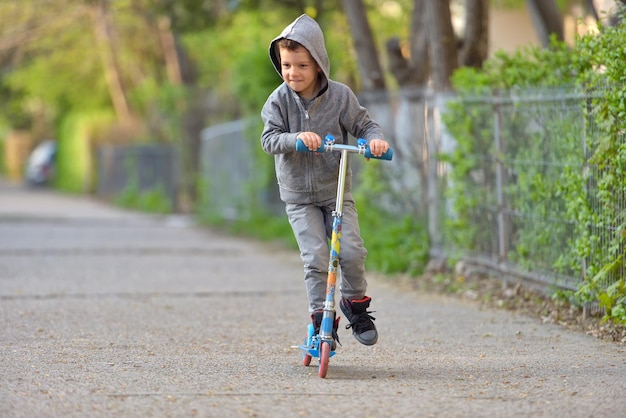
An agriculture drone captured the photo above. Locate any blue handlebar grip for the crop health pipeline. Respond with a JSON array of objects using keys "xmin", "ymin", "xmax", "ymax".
[
  {"xmin": 365, "ymin": 146, "xmax": 393, "ymax": 161},
  {"xmin": 296, "ymin": 138, "xmax": 325, "ymax": 153}
]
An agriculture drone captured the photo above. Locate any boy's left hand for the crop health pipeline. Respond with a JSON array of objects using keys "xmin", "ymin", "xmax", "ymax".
[{"xmin": 368, "ymin": 139, "xmax": 390, "ymax": 157}]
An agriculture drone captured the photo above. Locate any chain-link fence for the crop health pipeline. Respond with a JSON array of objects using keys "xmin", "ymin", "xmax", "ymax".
[
  {"xmin": 438, "ymin": 89, "xmax": 590, "ymax": 290},
  {"xmin": 364, "ymin": 86, "xmax": 624, "ymax": 295},
  {"xmin": 96, "ymin": 144, "xmax": 179, "ymax": 209},
  {"xmin": 199, "ymin": 119, "xmax": 283, "ymax": 221},
  {"xmin": 199, "ymin": 86, "xmax": 624, "ymax": 302}
]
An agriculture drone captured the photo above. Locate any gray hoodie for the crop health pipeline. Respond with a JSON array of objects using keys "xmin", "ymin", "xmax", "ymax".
[{"xmin": 261, "ymin": 14, "xmax": 384, "ymax": 205}]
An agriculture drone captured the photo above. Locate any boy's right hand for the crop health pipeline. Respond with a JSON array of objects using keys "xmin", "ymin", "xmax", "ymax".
[{"xmin": 296, "ymin": 132, "xmax": 322, "ymax": 151}]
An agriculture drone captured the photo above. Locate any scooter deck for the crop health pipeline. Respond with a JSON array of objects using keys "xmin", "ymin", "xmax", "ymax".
[{"xmin": 297, "ymin": 344, "xmax": 336, "ymax": 359}]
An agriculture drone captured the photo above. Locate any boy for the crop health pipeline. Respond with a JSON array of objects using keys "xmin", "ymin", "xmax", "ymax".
[{"xmin": 260, "ymin": 14, "xmax": 389, "ymax": 346}]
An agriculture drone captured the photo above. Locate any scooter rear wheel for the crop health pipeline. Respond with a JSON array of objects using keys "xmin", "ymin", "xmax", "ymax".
[
  {"xmin": 302, "ymin": 336, "xmax": 312, "ymax": 366},
  {"xmin": 318, "ymin": 341, "xmax": 330, "ymax": 378},
  {"xmin": 302, "ymin": 325, "xmax": 313, "ymax": 366}
]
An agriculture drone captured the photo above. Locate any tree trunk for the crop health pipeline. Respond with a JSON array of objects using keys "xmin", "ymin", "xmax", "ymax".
[
  {"xmin": 340, "ymin": 0, "xmax": 385, "ymax": 91},
  {"xmin": 92, "ymin": 0, "xmax": 131, "ymax": 122},
  {"xmin": 157, "ymin": 16, "xmax": 182, "ymax": 85},
  {"xmin": 409, "ymin": 0, "xmax": 430, "ymax": 85},
  {"xmin": 525, "ymin": 0, "xmax": 564, "ymax": 47},
  {"xmin": 585, "ymin": 0, "xmax": 600, "ymax": 21},
  {"xmin": 459, "ymin": 0, "xmax": 489, "ymax": 68},
  {"xmin": 385, "ymin": 0, "xmax": 430, "ymax": 88},
  {"xmin": 424, "ymin": 0, "xmax": 457, "ymax": 91}
]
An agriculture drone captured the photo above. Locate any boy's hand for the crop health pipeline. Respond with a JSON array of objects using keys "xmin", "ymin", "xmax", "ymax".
[
  {"xmin": 297, "ymin": 132, "xmax": 322, "ymax": 151},
  {"xmin": 368, "ymin": 139, "xmax": 389, "ymax": 157}
]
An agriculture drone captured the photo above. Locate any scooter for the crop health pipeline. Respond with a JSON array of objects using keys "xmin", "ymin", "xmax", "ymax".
[{"xmin": 295, "ymin": 134, "xmax": 393, "ymax": 378}]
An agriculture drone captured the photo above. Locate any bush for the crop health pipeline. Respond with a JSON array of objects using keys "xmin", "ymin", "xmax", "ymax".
[{"xmin": 445, "ymin": 14, "xmax": 626, "ymax": 324}]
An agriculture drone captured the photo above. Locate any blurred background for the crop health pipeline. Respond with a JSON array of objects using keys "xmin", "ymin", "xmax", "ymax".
[
  {"xmin": 1, "ymin": 0, "xmax": 625, "ymax": 324},
  {"xmin": 0, "ymin": 0, "xmax": 617, "ymax": 197}
]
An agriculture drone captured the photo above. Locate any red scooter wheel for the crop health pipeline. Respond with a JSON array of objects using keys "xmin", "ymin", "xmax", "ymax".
[
  {"xmin": 302, "ymin": 326, "xmax": 313, "ymax": 366},
  {"xmin": 302, "ymin": 336, "xmax": 312, "ymax": 366},
  {"xmin": 318, "ymin": 341, "xmax": 330, "ymax": 378}
]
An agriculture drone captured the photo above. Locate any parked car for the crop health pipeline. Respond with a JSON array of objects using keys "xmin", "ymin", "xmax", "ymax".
[{"xmin": 24, "ymin": 140, "xmax": 56, "ymax": 186}]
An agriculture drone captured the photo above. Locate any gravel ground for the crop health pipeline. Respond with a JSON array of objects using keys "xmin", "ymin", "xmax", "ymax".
[
  {"xmin": 406, "ymin": 265, "xmax": 626, "ymax": 346},
  {"xmin": 1, "ymin": 180, "xmax": 625, "ymax": 418}
]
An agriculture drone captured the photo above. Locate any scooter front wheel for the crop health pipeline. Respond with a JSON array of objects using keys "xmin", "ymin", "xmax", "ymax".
[{"xmin": 318, "ymin": 341, "xmax": 331, "ymax": 378}]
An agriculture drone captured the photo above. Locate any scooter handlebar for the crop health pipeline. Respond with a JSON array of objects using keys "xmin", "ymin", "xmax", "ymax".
[
  {"xmin": 295, "ymin": 138, "xmax": 325, "ymax": 154},
  {"xmin": 364, "ymin": 147, "xmax": 393, "ymax": 161},
  {"xmin": 295, "ymin": 138, "xmax": 393, "ymax": 161}
]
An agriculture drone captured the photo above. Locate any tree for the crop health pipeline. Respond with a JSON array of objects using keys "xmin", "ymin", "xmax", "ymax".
[
  {"xmin": 424, "ymin": 0, "xmax": 458, "ymax": 91},
  {"xmin": 460, "ymin": 0, "xmax": 489, "ymax": 68},
  {"xmin": 586, "ymin": 0, "xmax": 626, "ymax": 24},
  {"xmin": 525, "ymin": 0, "xmax": 626, "ymax": 48},
  {"xmin": 526, "ymin": 0, "xmax": 564, "ymax": 47},
  {"xmin": 342, "ymin": 0, "xmax": 626, "ymax": 94},
  {"xmin": 92, "ymin": 0, "xmax": 131, "ymax": 123},
  {"xmin": 341, "ymin": 0, "xmax": 386, "ymax": 90},
  {"xmin": 337, "ymin": 0, "xmax": 491, "ymax": 221},
  {"xmin": 343, "ymin": 0, "xmax": 489, "ymax": 93}
]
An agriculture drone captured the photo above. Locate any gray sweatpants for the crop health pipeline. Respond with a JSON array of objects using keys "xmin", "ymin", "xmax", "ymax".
[{"xmin": 285, "ymin": 194, "xmax": 368, "ymax": 312}]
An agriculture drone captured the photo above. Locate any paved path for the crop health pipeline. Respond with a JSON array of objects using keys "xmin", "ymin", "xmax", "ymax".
[{"xmin": 1, "ymin": 179, "xmax": 625, "ymax": 417}]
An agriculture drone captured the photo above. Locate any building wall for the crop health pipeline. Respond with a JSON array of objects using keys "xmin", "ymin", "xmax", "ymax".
[
  {"xmin": 489, "ymin": 4, "xmax": 607, "ymax": 56},
  {"xmin": 489, "ymin": 8, "xmax": 539, "ymax": 55}
]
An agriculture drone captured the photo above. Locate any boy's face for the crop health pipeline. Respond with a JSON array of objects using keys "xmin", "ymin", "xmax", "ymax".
[{"xmin": 279, "ymin": 45, "xmax": 321, "ymax": 99}]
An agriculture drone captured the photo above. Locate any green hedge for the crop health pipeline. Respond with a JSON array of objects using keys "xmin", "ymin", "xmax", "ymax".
[{"xmin": 444, "ymin": 16, "xmax": 626, "ymax": 324}]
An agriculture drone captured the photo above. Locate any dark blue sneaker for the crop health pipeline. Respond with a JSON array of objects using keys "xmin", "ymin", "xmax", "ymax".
[{"xmin": 340, "ymin": 296, "xmax": 378, "ymax": 345}]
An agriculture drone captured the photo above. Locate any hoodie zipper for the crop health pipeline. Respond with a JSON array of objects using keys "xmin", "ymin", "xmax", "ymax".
[
  {"xmin": 303, "ymin": 99, "xmax": 321, "ymax": 133},
  {"xmin": 297, "ymin": 96, "xmax": 321, "ymax": 197}
]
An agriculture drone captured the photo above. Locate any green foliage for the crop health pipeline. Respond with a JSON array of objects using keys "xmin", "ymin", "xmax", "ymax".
[
  {"xmin": 56, "ymin": 111, "xmax": 115, "ymax": 193},
  {"xmin": 229, "ymin": 12, "xmax": 290, "ymax": 115},
  {"xmin": 439, "ymin": 97, "xmax": 497, "ymax": 254},
  {"xmin": 5, "ymin": 25, "xmax": 110, "ymax": 116},
  {"xmin": 359, "ymin": 209, "xmax": 430, "ymax": 275},
  {"xmin": 354, "ymin": 161, "xmax": 430, "ymax": 276},
  {"xmin": 182, "ymin": 11, "xmax": 290, "ymax": 108},
  {"xmin": 184, "ymin": 5, "xmax": 430, "ymax": 275},
  {"xmin": 114, "ymin": 178, "xmax": 173, "ymax": 214},
  {"xmin": 0, "ymin": 124, "xmax": 7, "ymax": 174},
  {"xmin": 490, "ymin": 0, "xmax": 574, "ymax": 10},
  {"xmin": 445, "ymin": 11, "xmax": 626, "ymax": 323},
  {"xmin": 593, "ymin": 257, "xmax": 626, "ymax": 324},
  {"xmin": 194, "ymin": 127, "xmax": 429, "ymax": 276},
  {"xmin": 151, "ymin": 0, "xmax": 225, "ymax": 31},
  {"xmin": 110, "ymin": 148, "xmax": 174, "ymax": 214},
  {"xmin": 180, "ymin": 3, "xmax": 418, "ymax": 118},
  {"xmin": 193, "ymin": 119, "xmax": 296, "ymax": 246},
  {"xmin": 0, "ymin": 85, "xmax": 35, "ymax": 131},
  {"xmin": 0, "ymin": 1, "xmax": 414, "ymax": 140},
  {"xmin": 229, "ymin": 209, "xmax": 298, "ymax": 249},
  {"xmin": 0, "ymin": 0, "xmax": 184, "ymax": 139},
  {"xmin": 452, "ymin": 35, "xmax": 577, "ymax": 90},
  {"xmin": 195, "ymin": 171, "xmax": 297, "ymax": 248},
  {"xmin": 569, "ymin": 17, "xmax": 626, "ymax": 325}
]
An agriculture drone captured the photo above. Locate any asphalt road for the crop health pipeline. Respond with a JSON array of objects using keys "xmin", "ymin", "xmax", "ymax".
[{"xmin": 1, "ymin": 179, "xmax": 625, "ymax": 418}]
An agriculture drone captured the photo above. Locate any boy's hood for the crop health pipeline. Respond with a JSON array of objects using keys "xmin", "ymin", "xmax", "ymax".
[{"xmin": 269, "ymin": 14, "xmax": 330, "ymax": 82}]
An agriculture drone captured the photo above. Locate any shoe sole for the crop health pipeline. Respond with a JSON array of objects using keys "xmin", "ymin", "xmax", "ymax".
[{"xmin": 353, "ymin": 330, "xmax": 378, "ymax": 346}]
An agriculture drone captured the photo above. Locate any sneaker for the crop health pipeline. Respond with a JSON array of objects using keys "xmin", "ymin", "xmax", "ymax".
[
  {"xmin": 311, "ymin": 310, "xmax": 340, "ymax": 350},
  {"xmin": 340, "ymin": 296, "xmax": 378, "ymax": 345}
]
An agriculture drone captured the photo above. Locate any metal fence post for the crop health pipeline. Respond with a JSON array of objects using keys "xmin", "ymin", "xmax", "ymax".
[
  {"xmin": 427, "ymin": 92, "xmax": 445, "ymax": 258},
  {"xmin": 493, "ymin": 95, "xmax": 508, "ymax": 262}
]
